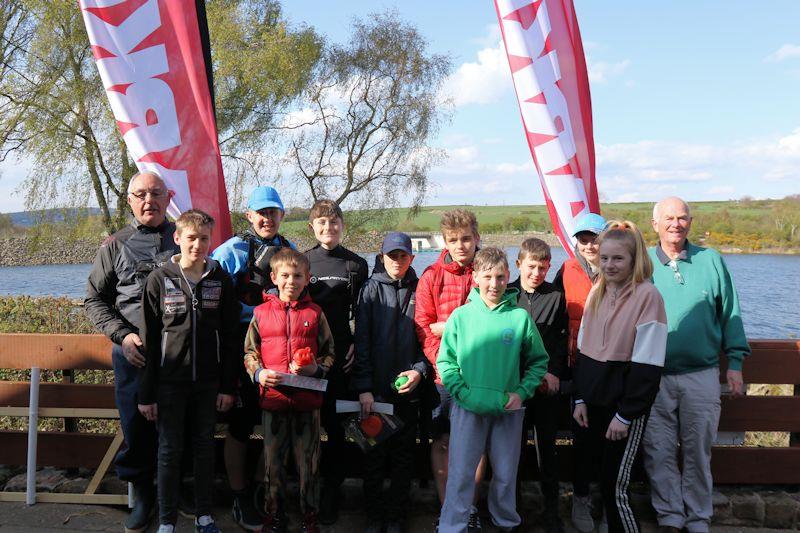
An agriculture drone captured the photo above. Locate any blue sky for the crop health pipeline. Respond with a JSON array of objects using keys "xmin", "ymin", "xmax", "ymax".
[{"xmin": 1, "ymin": 0, "xmax": 799, "ymax": 212}]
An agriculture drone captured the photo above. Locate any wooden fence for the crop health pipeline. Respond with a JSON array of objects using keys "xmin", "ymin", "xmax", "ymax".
[{"xmin": 0, "ymin": 333, "xmax": 798, "ymax": 500}]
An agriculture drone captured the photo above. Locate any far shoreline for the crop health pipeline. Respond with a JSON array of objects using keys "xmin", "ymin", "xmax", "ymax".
[{"xmin": 0, "ymin": 234, "xmax": 798, "ymax": 268}]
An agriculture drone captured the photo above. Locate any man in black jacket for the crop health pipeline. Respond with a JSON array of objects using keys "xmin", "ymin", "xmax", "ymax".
[
  {"xmin": 508, "ymin": 238, "xmax": 569, "ymax": 533},
  {"xmin": 351, "ymin": 232, "xmax": 429, "ymax": 533},
  {"xmin": 85, "ymin": 171, "xmax": 178, "ymax": 532}
]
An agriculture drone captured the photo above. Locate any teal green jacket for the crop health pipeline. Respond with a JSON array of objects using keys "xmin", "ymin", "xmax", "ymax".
[
  {"xmin": 437, "ymin": 288, "xmax": 549, "ymax": 415},
  {"xmin": 649, "ymin": 243, "xmax": 750, "ymax": 375}
]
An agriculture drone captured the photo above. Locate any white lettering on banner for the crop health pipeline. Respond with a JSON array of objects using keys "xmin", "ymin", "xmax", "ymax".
[
  {"xmin": 79, "ymin": 0, "xmax": 190, "ymax": 209},
  {"xmin": 498, "ymin": 0, "xmax": 588, "ymax": 234}
]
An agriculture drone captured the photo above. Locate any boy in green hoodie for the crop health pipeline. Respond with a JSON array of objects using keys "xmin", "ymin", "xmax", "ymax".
[{"xmin": 437, "ymin": 247, "xmax": 549, "ymax": 532}]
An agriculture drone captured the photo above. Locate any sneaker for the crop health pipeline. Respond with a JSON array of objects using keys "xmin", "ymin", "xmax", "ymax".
[
  {"xmin": 232, "ymin": 492, "xmax": 262, "ymax": 531},
  {"xmin": 195, "ymin": 515, "xmax": 221, "ymax": 533},
  {"xmin": 434, "ymin": 518, "xmax": 440, "ymax": 533},
  {"xmin": 365, "ymin": 520, "xmax": 383, "ymax": 533},
  {"xmin": 260, "ymin": 513, "xmax": 287, "ymax": 533},
  {"xmin": 571, "ymin": 495, "xmax": 595, "ymax": 533},
  {"xmin": 598, "ymin": 509, "xmax": 608, "ymax": 533},
  {"xmin": 252, "ymin": 482, "xmax": 267, "ymax": 518},
  {"xmin": 468, "ymin": 510, "xmax": 483, "ymax": 531},
  {"xmin": 157, "ymin": 525, "xmax": 175, "ymax": 533},
  {"xmin": 301, "ymin": 511, "xmax": 321, "ymax": 533}
]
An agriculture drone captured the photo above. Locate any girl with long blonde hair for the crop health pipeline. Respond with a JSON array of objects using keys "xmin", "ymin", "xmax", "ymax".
[{"xmin": 571, "ymin": 220, "xmax": 667, "ymax": 533}]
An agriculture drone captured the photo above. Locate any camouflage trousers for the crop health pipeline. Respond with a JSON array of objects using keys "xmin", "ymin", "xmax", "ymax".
[{"xmin": 262, "ymin": 409, "xmax": 321, "ymax": 515}]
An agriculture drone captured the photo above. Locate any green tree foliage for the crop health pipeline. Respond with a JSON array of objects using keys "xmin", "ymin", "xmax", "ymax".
[
  {"xmin": 0, "ymin": 1, "xmax": 320, "ymax": 232},
  {"xmin": 285, "ymin": 11, "xmax": 452, "ymax": 229}
]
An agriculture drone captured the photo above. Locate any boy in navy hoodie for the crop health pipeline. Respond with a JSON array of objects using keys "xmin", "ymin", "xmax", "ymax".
[{"xmin": 351, "ymin": 232, "xmax": 430, "ymax": 533}]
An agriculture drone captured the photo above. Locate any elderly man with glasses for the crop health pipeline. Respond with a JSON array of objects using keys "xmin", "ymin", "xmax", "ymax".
[
  {"xmin": 85, "ymin": 171, "xmax": 178, "ymax": 532},
  {"xmin": 642, "ymin": 197, "xmax": 750, "ymax": 533}
]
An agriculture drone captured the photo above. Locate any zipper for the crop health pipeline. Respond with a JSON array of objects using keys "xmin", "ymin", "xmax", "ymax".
[
  {"xmin": 285, "ymin": 304, "xmax": 291, "ymax": 369},
  {"xmin": 161, "ymin": 332, "xmax": 168, "ymax": 367},
  {"xmin": 215, "ymin": 330, "xmax": 220, "ymax": 363},
  {"xmin": 178, "ymin": 266, "xmax": 200, "ymax": 381}
]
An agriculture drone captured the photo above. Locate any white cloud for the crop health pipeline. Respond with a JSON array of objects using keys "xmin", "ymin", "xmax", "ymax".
[
  {"xmin": 441, "ymin": 42, "xmax": 510, "ymax": 107},
  {"xmin": 587, "ymin": 58, "xmax": 631, "ymax": 84},
  {"xmin": 708, "ymin": 186, "xmax": 736, "ymax": 196},
  {"xmin": 765, "ymin": 44, "xmax": 800, "ymax": 62}
]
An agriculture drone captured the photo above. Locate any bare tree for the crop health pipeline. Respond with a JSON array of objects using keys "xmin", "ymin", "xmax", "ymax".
[{"xmin": 286, "ymin": 11, "xmax": 452, "ymax": 228}]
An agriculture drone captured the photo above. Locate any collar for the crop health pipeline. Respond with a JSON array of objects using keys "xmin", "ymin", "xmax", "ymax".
[
  {"xmin": 655, "ymin": 241, "xmax": 690, "ymax": 265},
  {"xmin": 132, "ymin": 218, "xmax": 170, "ymax": 234}
]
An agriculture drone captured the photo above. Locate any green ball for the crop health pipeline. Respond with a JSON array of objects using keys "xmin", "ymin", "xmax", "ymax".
[{"xmin": 393, "ymin": 375, "xmax": 410, "ymax": 390}]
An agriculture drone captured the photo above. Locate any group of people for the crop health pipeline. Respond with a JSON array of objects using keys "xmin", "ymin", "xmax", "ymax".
[{"xmin": 85, "ymin": 170, "xmax": 750, "ymax": 533}]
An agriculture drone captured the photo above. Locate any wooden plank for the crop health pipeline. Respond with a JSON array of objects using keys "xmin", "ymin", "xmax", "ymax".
[
  {"xmin": 0, "ymin": 334, "xmax": 112, "ymax": 370},
  {"xmin": 0, "ymin": 492, "xmax": 128, "ymax": 505},
  {"xmin": 0, "ymin": 431, "xmax": 116, "ymax": 469},
  {"xmin": 85, "ymin": 431, "xmax": 124, "ymax": 495},
  {"xmin": 718, "ymin": 396, "xmax": 800, "ymax": 431},
  {"xmin": 0, "ymin": 407, "xmax": 119, "ymax": 418},
  {"xmin": 0, "ymin": 382, "xmax": 116, "ymax": 409},
  {"xmin": 720, "ymin": 349, "xmax": 800, "ymax": 384},
  {"xmin": 711, "ymin": 447, "xmax": 800, "ymax": 484}
]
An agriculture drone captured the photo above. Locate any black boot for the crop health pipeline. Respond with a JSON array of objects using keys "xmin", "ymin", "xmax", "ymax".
[{"xmin": 124, "ymin": 480, "xmax": 155, "ymax": 532}]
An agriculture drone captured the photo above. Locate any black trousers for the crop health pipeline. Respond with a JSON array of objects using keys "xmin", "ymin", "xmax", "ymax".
[
  {"xmin": 362, "ymin": 402, "xmax": 419, "ymax": 522},
  {"xmin": 156, "ymin": 381, "xmax": 218, "ymax": 525},
  {"xmin": 523, "ymin": 392, "xmax": 562, "ymax": 504},
  {"xmin": 572, "ymin": 402, "xmax": 648, "ymax": 533},
  {"xmin": 320, "ymin": 342, "xmax": 352, "ymax": 490}
]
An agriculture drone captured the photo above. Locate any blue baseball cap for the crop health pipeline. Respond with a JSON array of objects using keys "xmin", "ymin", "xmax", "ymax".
[
  {"xmin": 247, "ymin": 186, "xmax": 284, "ymax": 212},
  {"xmin": 572, "ymin": 213, "xmax": 606, "ymax": 237},
  {"xmin": 381, "ymin": 232, "xmax": 413, "ymax": 254}
]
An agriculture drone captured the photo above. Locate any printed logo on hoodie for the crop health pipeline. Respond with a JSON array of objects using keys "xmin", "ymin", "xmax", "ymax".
[{"xmin": 501, "ymin": 328, "xmax": 515, "ymax": 346}]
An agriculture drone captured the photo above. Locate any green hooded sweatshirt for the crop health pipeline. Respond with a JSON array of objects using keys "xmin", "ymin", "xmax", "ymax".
[{"xmin": 437, "ymin": 288, "xmax": 549, "ymax": 416}]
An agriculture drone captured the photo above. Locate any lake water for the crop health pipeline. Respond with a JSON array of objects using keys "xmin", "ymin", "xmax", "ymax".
[{"xmin": 1, "ymin": 248, "xmax": 797, "ymax": 339}]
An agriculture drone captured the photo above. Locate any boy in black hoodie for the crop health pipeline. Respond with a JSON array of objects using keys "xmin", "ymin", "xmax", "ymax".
[
  {"xmin": 351, "ymin": 232, "xmax": 429, "ymax": 533},
  {"xmin": 508, "ymin": 238, "xmax": 569, "ymax": 533},
  {"xmin": 138, "ymin": 210, "xmax": 241, "ymax": 533}
]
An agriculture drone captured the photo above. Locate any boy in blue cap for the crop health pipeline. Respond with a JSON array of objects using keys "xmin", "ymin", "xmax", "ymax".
[
  {"xmin": 351, "ymin": 232, "xmax": 429, "ymax": 533},
  {"xmin": 211, "ymin": 186, "xmax": 296, "ymax": 530}
]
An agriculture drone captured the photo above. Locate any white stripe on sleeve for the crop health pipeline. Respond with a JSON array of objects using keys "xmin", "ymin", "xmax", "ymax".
[{"xmin": 631, "ymin": 320, "xmax": 667, "ymax": 367}]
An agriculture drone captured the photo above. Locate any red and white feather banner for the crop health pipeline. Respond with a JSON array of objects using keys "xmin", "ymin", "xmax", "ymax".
[
  {"xmin": 78, "ymin": 0, "xmax": 232, "ymax": 246},
  {"xmin": 495, "ymin": 0, "xmax": 601, "ymax": 254}
]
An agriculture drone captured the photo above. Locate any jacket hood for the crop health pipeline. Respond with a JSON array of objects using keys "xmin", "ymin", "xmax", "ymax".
[
  {"xmin": 465, "ymin": 286, "xmax": 519, "ymax": 312},
  {"xmin": 371, "ymin": 255, "xmax": 418, "ymax": 286}
]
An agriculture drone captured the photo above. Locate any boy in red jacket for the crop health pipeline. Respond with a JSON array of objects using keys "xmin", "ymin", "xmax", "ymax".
[
  {"xmin": 414, "ymin": 209, "xmax": 482, "ymax": 528},
  {"xmin": 243, "ymin": 248, "xmax": 335, "ymax": 533}
]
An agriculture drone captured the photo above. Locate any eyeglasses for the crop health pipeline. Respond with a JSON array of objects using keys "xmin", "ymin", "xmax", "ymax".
[
  {"xmin": 668, "ymin": 260, "xmax": 684, "ymax": 285},
  {"xmin": 130, "ymin": 189, "xmax": 167, "ymax": 201}
]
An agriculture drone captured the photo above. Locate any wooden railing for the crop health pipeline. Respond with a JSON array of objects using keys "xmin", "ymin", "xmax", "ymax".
[{"xmin": 0, "ymin": 334, "xmax": 798, "ymax": 493}]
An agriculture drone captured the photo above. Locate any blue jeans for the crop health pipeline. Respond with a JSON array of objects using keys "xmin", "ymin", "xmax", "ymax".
[{"xmin": 112, "ymin": 344, "xmax": 158, "ymax": 483}]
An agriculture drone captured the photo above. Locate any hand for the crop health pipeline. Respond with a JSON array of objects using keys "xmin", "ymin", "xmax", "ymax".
[
  {"xmin": 542, "ymin": 373, "xmax": 560, "ymax": 396},
  {"xmin": 216, "ymin": 393, "xmax": 235, "ymax": 412},
  {"xmin": 359, "ymin": 392, "xmax": 375, "ymax": 419},
  {"xmin": 727, "ymin": 369, "xmax": 744, "ymax": 396},
  {"xmin": 605, "ymin": 417, "xmax": 630, "ymax": 441},
  {"xmin": 122, "ymin": 333, "xmax": 146, "ymax": 367},
  {"xmin": 396, "ymin": 370, "xmax": 422, "ymax": 394},
  {"xmin": 573, "ymin": 403, "xmax": 588, "ymax": 428},
  {"xmin": 138, "ymin": 403, "xmax": 157, "ymax": 422},
  {"xmin": 504, "ymin": 392, "xmax": 522, "ymax": 410},
  {"xmin": 429, "ymin": 322, "xmax": 445, "ymax": 338},
  {"xmin": 290, "ymin": 359, "xmax": 318, "ymax": 377},
  {"xmin": 259, "ymin": 369, "xmax": 282, "ymax": 387},
  {"xmin": 342, "ymin": 344, "xmax": 356, "ymax": 374}
]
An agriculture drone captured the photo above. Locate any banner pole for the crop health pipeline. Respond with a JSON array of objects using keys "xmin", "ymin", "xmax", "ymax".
[{"xmin": 26, "ymin": 367, "xmax": 40, "ymax": 505}]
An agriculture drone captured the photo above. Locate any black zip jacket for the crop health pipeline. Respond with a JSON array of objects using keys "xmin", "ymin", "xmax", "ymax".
[
  {"xmin": 85, "ymin": 220, "xmax": 179, "ymax": 345},
  {"xmin": 305, "ymin": 244, "xmax": 368, "ymax": 357},
  {"xmin": 138, "ymin": 256, "xmax": 241, "ymax": 405},
  {"xmin": 508, "ymin": 278, "xmax": 569, "ymax": 379},
  {"xmin": 351, "ymin": 259, "xmax": 430, "ymax": 401}
]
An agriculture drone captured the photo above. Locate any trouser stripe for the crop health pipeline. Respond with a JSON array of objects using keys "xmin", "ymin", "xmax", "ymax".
[{"xmin": 616, "ymin": 416, "xmax": 645, "ymax": 533}]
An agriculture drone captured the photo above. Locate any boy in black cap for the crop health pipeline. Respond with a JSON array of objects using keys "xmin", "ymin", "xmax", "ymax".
[{"xmin": 351, "ymin": 232, "xmax": 429, "ymax": 533}]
